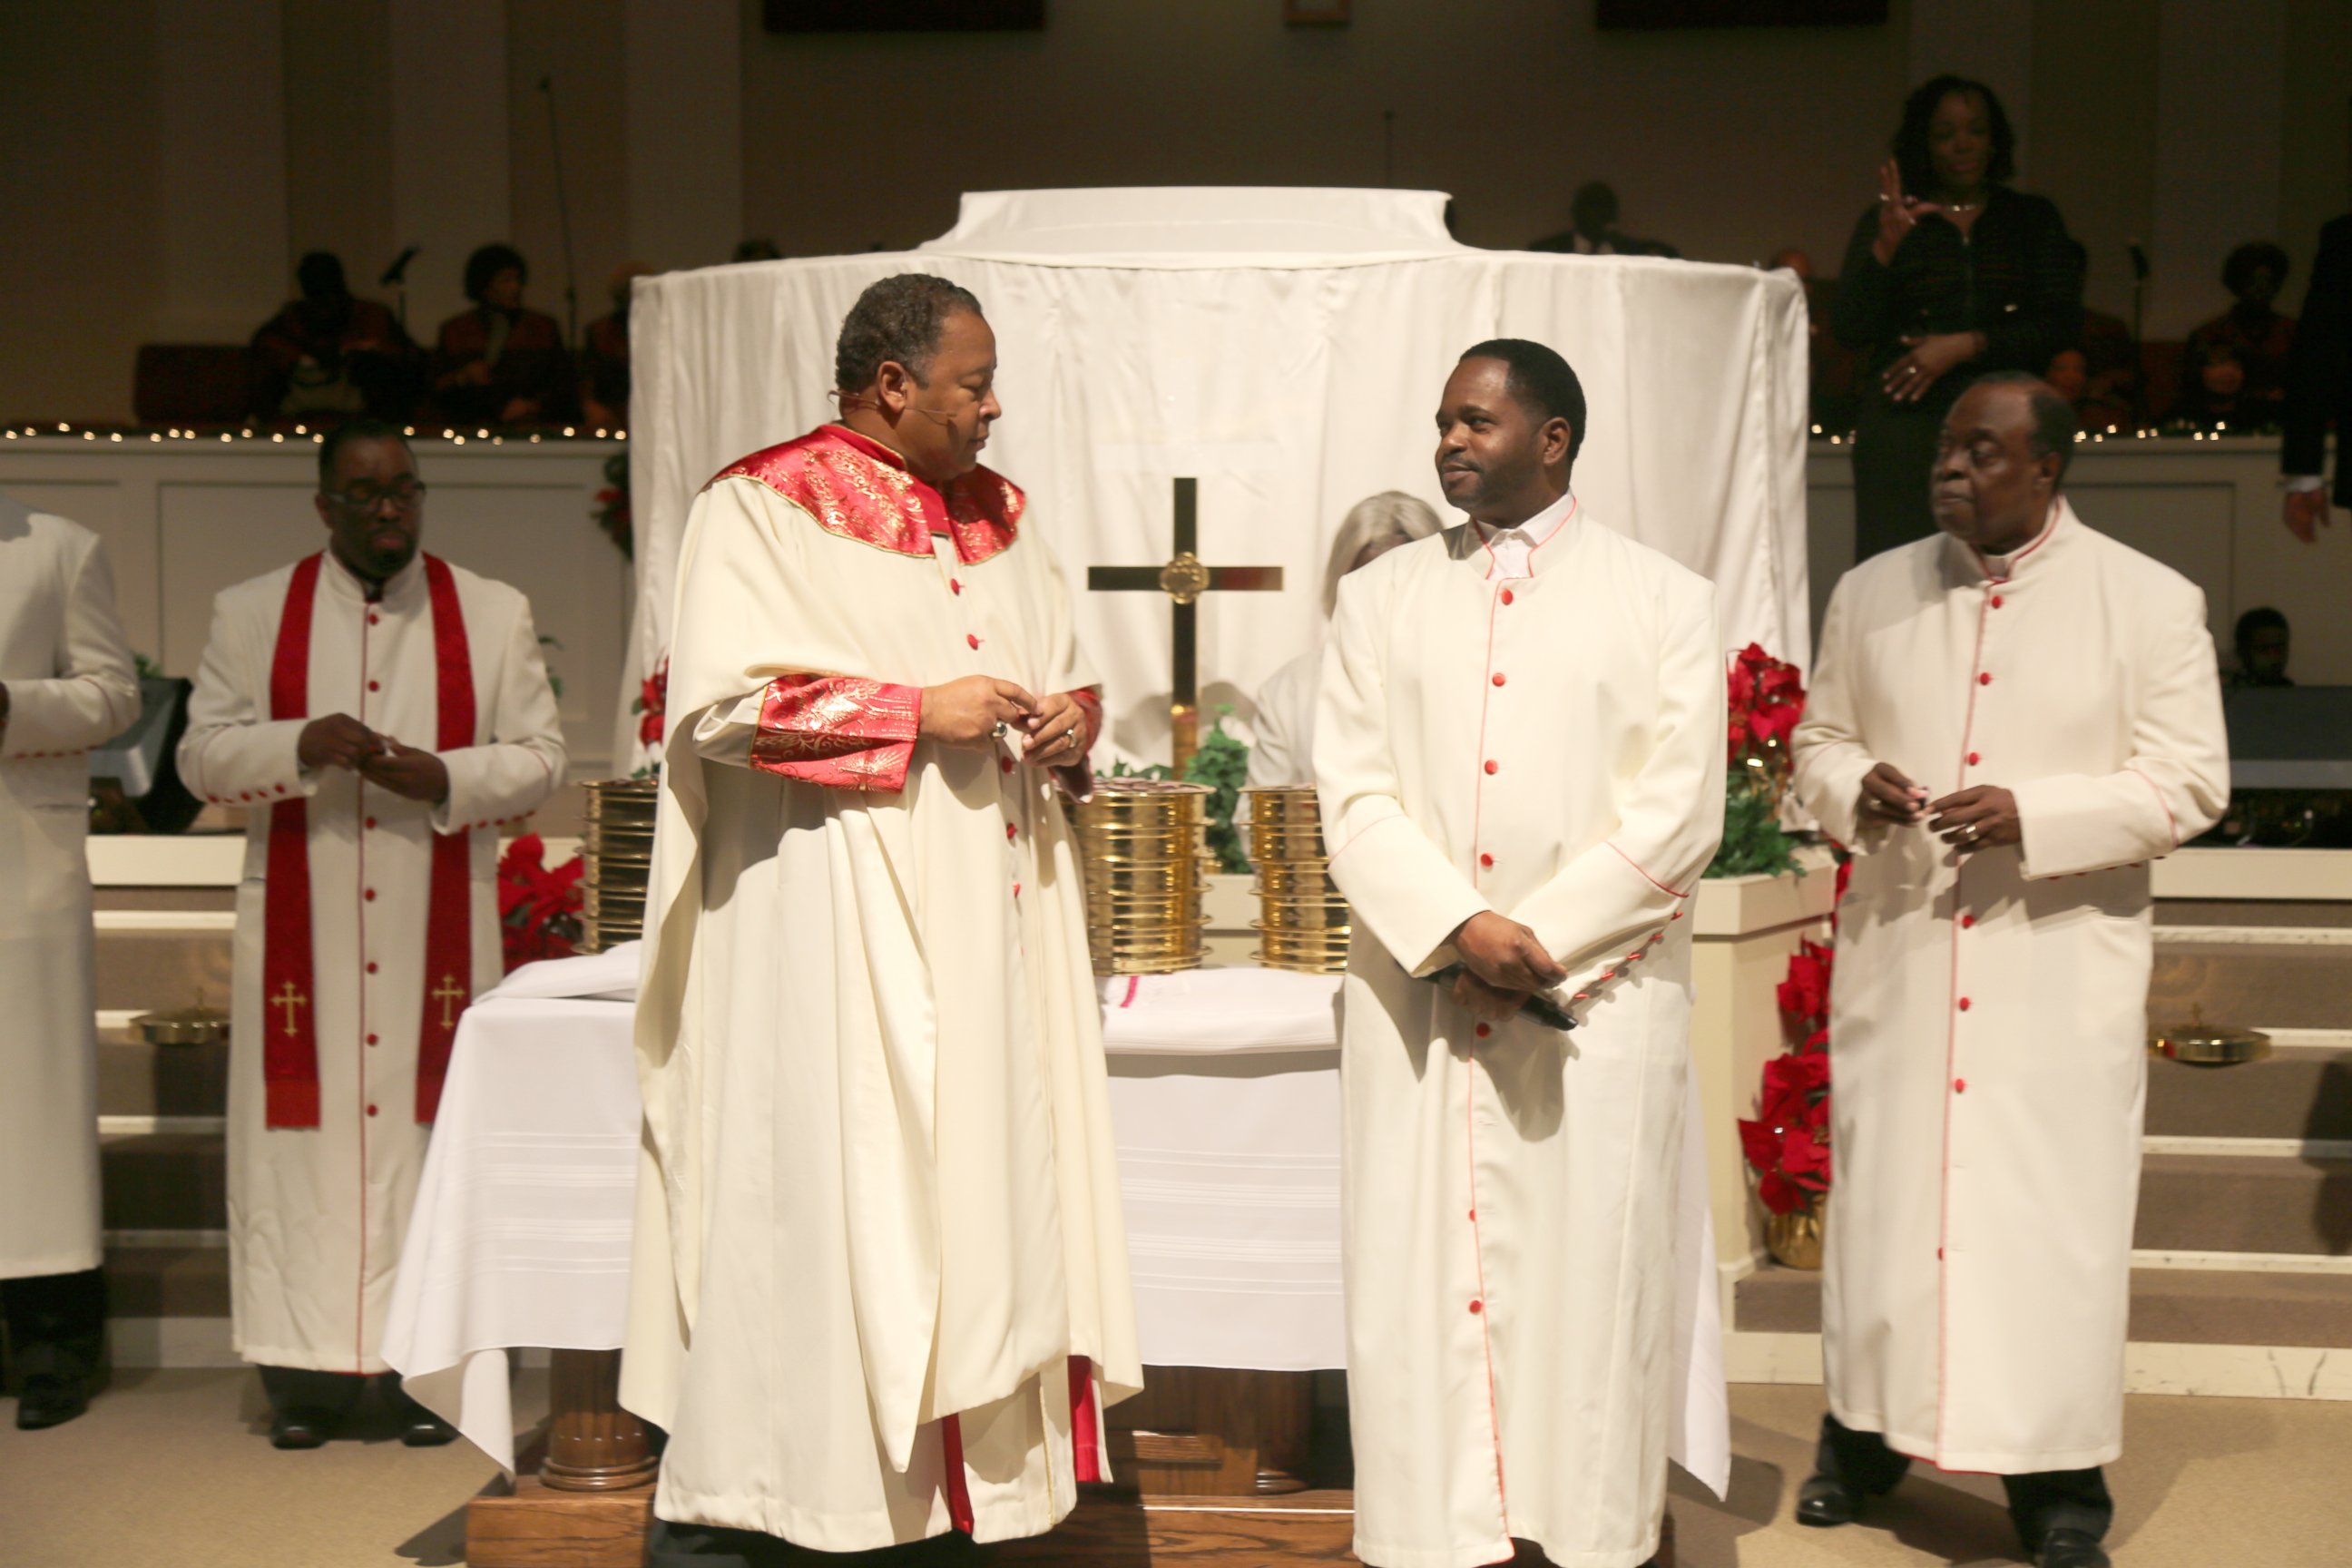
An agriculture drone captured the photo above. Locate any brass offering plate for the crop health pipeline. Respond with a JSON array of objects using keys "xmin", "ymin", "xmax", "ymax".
[
  {"xmin": 2150, "ymin": 1007, "xmax": 2271, "ymax": 1067},
  {"xmin": 133, "ymin": 1004, "xmax": 230, "ymax": 1047}
]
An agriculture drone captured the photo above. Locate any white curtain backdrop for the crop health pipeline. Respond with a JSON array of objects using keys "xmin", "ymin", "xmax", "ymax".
[{"xmin": 621, "ymin": 188, "xmax": 1810, "ymax": 771}]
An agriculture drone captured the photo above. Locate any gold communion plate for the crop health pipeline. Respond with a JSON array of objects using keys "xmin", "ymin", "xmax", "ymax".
[
  {"xmin": 2150, "ymin": 1020, "xmax": 2272, "ymax": 1066},
  {"xmin": 132, "ymin": 1004, "xmax": 230, "ymax": 1047}
]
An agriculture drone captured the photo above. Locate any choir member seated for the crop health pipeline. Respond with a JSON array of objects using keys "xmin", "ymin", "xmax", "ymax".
[
  {"xmin": 579, "ymin": 261, "xmax": 652, "ymax": 433},
  {"xmin": 2184, "ymin": 240, "xmax": 2297, "ymax": 428},
  {"xmin": 430, "ymin": 243, "xmax": 573, "ymax": 427},
  {"xmin": 250, "ymin": 250, "xmax": 421, "ymax": 424}
]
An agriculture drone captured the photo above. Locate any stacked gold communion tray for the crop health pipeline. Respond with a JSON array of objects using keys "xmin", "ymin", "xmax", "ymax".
[
  {"xmin": 1246, "ymin": 784, "xmax": 1350, "ymax": 974},
  {"xmin": 580, "ymin": 779, "xmax": 658, "ymax": 953},
  {"xmin": 1073, "ymin": 779, "xmax": 1210, "ymax": 975}
]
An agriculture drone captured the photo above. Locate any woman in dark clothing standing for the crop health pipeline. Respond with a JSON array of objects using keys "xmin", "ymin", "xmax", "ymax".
[{"xmin": 1833, "ymin": 76, "xmax": 2083, "ymax": 560}]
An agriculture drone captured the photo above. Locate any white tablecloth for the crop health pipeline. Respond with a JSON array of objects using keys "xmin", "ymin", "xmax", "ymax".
[{"xmin": 384, "ymin": 955, "xmax": 1729, "ymax": 1496}]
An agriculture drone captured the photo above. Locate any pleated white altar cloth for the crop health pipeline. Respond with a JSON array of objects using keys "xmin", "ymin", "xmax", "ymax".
[
  {"xmin": 620, "ymin": 187, "xmax": 1809, "ymax": 772},
  {"xmin": 381, "ymin": 953, "xmax": 1730, "ymax": 1498}
]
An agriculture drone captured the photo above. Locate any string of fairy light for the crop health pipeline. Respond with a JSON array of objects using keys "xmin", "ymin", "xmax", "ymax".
[
  {"xmin": 4, "ymin": 422, "xmax": 625, "ymax": 445},
  {"xmin": 6, "ymin": 420, "xmax": 2262, "ymax": 449}
]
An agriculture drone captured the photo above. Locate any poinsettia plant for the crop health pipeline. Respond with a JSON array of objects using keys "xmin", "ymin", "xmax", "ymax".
[
  {"xmin": 631, "ymin": 657, "xmax": 669, "ymax": 779},
  {"xmin": 1739, "ymin": 933, "xmax": 1835, "ymax": 1214},
  {"xmin": 1708, "ymin": 642, "xmax": 1808, "ymax": 877},
  {"xmin": 498, "ymin": 832, "xmax": 583, "ymax": 972}
]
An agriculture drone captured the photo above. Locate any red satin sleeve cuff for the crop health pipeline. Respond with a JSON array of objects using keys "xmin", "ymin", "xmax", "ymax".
[
  {"xmin": 1068, "ymin": 688, "xmax": 1103, "ymax": 760},
  {"xmin": 749, "ymin": 673, "xmax": 923, "ymax": 792}
]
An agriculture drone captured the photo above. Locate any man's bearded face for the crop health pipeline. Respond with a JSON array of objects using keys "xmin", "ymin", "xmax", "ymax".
[
  {"xmin": 1433, "ymin": 357, "xmax": 1564, "ymax": 523},
  {"xmin": 317, "ymin": 436, "xmax": 425, "ymax": 584}
]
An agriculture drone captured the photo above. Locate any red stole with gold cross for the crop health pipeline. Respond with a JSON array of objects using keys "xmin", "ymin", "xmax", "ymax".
[{"xmin": 260, "ymin": 553, "xmax": 475, "ymax": 1128}]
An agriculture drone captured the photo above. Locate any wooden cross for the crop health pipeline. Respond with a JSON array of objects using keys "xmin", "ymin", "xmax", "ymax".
[
  {"xmin": 1086, "ymin": 476, "xmax": 1284, "ymax": 771},
  {"xmin": 273, "ymin": 981, "xmax": 308, "ymax": 1038},
  {"xmin": 433, "ymin": 973, "xmax": 469, "ymax": 1030}
]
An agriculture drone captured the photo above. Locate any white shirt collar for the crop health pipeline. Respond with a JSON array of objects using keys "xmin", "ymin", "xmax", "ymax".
[{"xmin": 1475, "ymin": 489, "xmax": 1577, "ymax": 581}]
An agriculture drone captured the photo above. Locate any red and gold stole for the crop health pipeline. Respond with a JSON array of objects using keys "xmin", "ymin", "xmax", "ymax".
[{"xmin": 260, "ymin": 554, "xmax": 475, "ymax": 1128}]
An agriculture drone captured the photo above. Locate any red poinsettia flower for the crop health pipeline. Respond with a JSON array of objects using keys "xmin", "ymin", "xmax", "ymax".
[
  {"xmin": 634, "ymin": 658, "xmax": 670, "ymax": 750},
  {"xmin": 1745, "ymin": 935, "xmax": 1838, "ymax": 1215},
  {"xmin": 496, "ymin": 833, "xmax": 583, "ymax": 971}
]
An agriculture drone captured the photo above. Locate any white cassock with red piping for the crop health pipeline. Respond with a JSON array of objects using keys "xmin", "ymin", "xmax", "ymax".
[
  {"xmin": 1316, "ymin": 500, "xmax": 1727, "ymax": 1568},
  {"xmin": 179, "ymin": 549, "xmax": 564, "ymax": 1373},
  {"xmin": 1791, "ymin": 499, "xmax": 2227, "ymax": 1474}
]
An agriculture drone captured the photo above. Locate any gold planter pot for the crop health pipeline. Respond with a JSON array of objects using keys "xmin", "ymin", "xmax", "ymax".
[
  {"xmin": 1073, "ymin": 779, "xmax": 1213, "ymax": 976},
  {"xmin": 1765, "ymin": 1200, "xmax": 1828, "ymax": 1270}
]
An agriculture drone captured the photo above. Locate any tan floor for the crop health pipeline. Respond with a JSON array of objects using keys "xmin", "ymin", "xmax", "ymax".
[{"xmin": 2, "ymin": 1374, "xmax": 2346, "ymax": 1566}]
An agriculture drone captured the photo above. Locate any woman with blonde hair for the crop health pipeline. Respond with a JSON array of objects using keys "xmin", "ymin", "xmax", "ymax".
[{"xmin": 1247, "ymin": 491, "xmax": 1441, "ymax": 787}]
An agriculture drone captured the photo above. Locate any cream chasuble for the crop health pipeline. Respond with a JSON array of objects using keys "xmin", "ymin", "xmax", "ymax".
[
  {"xmin": 0, "ymin": 502, "xmax": 138, "ymax": 1279},
  {"xmin": 622, "ymin": 426, "xmax": 1140, "ymax": 1552},
  {"xmin": 1790, "ymin": 500, "xmax": 2227, "ymax": 1473},
  {"xmin": 1316, "ymin": 508, "xmax": 1725, "ymax": 1568},
  {"xmin": 180, "ymin": 552, "xmax": 564, "ymax": 1371}
]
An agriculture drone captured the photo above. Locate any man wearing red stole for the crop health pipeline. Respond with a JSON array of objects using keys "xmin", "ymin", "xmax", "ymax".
[
  {"xmin": 624, "ymin": 274, "xmax": 1140, "ymax": 1561},
  {"xmin": 179, "ymin": 421, "xmax": 565, "ymax": 1447}
]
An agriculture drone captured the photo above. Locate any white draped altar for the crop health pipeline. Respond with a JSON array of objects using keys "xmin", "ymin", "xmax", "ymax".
[{"xmin": 621, "ymin": 187, "xmax": 1810, "ymax": 769}]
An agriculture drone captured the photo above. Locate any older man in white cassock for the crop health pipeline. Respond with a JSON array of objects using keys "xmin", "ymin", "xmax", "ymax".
[
  {"xmin": 179, "ymin": 421, "xmax": 564, "ymax": 1448},
  {"xmin": 623, "ymin": 274, "xmax": 1139, "ymax": 1563},
  {"xmin": 1317, "ymin": 338, "xmax": 1724, "ymax": 1568},
  {"xmin": 0, "ymin": 497, "xmax": 139, "ymax": 1431},
  {"xmin": 1248, "ymin": 491, "xmax": 1441, "ymax": 788},
  {"xmin": 1788, "ymin": 374, "xmax": 2229, "ymax": 1568}
]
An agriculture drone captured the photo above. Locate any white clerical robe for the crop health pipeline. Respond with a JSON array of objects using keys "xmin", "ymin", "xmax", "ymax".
[
  {"xmin": 1316, "ymin": 509, "xmax": 1725, "ymax": 1568},
  {"xmin": 1248, "ymin": 646, "xmax": 1320, "ymax": 788},
  {"xmin": 0, "ymin": 501, "xmax": 138, "ymax": 1279},
  {"xmin": 1789, "ymin": 499, "xmax": 2228, "ymax": 1473},
  {"xmin": 623, "ymin": 427, "xmax": 1140, "ymax": 1552},
  {"xmin": 179, "ymin": 550, "xmax": 564, "ymax": 1371}
]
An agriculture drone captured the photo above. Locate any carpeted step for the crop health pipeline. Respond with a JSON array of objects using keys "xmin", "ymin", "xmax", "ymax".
[
  {"xmin": 2146, "ymin": 1048, "xmax": 2352, "ymax": 1142},
  {"xmin": 97, "ymin": 1036, "xmax": 229, "ymax": 1118},
  {"xmin": 2135, "ymin": 1152, "xmax": 2352, "ymax": 1256},
  {"xmin": 99, "ymin": 1132, "xmax": 226, "ymax": 1231},
  {"xmin": 2149, "ymin": 933, "xmax": 2352, "ymax": 1033},
  {"xmin": 1734, "ymin": 1261, "xmax": 2352, "ymax": 1347},
  {"xmin": 104, "ymin": 1243, "xmax": 230, "ymax": 1318}
]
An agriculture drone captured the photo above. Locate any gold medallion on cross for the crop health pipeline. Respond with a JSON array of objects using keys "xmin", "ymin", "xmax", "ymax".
[{"xmin": 1087, "ymin": 477, "xmax": 1284, "ymax": 771}]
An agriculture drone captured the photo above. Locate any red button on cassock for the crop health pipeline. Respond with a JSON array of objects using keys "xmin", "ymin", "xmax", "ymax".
[
  {"xmin": 368, "ymin": 680, "xmax": 380, "ymax": 692},
  {"xmin": 999, "ymin": 757, "xmax": 1014, "ymax": 773},
  {"xmin": 1484, "ymin": 760, "xmax": 1498, "ymax": 775},
  {"xmin": 1479, "ymin": 853, "xmax": 1494, "ymax": 867},
  {"xmin": 1500, "ymin": 589, "xmax": 1514, "ymax": 605},
  {"xmin": 966, "ymin": 634, "xmax": 982, "ymax": 650},
  {"xmin": 1980, "ymin": 672, "xmax": 1993, "ymax": 685},
  {"xmin": 1990, "ymin": 595, "xmax": 2004, "ymax": 609},
  {"xmin": 1468, "ymin": 1298, "xmax": 1484, "ymax": 1315},
  {"xmin": 367, "ymin": 1033, "xmax": 378, "ymax": 1044},
  {"xmin": 364, "ymin": 888, "xmax": 377, "ymax": 901},
  {"xmin": 951, "ymin": 580, "xmax": 963, "ymax": 595},
  {"xmin": 1475, "ymin": 1024, "xmax": 1491, "ymax": 1039},
  {"xmin": 1492, "ymin": 672, "xmax": 1507, "ymax": 687},
  {"xmin": 365, "ymin": 817, "xmax": 377, "ymax": 829},
  {"xmin": 1955, "ymin": 1078, "xmax": 1968, "ymax": 1093},
  {"xmin": 1968, "ymin": 751, "xmax": 1981, "ymax": 766},
  {"xmin": 1006, "ymin": 823, "xmax": 1017, "ymax": 839},
  {"xmin": 1961, "ymin": 914, "xmax": 1975, "ymax": 928},
  {"xmin": 1957, "ymin": 996, "xmax": 1972, "ymax": 1011},
  {"xmin": 366, "ymin": 962, "xmax": 378, "ymax": 974},
  {"xmin": 367, "ymin": 1104, "xmax": 378, "ymax": 1117}
]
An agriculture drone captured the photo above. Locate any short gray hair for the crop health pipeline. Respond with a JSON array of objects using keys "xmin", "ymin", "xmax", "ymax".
[
  {"xmin": 1324, "ymin": 491, "xmax": 1444, "ymax": 616},
  {"xmin": 833, "ymin": 273, "xmax": 984, "ymax": 392}
]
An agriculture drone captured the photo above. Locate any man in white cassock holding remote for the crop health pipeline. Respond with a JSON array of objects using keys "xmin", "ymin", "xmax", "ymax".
[{"xmin": 1317, "ymin": 338, "xmax": 1725, "ymax": 1568}]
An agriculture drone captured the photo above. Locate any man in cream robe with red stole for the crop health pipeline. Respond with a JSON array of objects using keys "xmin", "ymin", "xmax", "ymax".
[
  {"xmin": 1318, "ymin": 340, "xmax": 1724, "ymax": 1568},
  {"xmin": 1789, "ymin": 376, "xmax": 2228, "ymax": 1568},
  {"xmin": 624, "ymin": 276, "xmax": 1139, "ymax": 1559},
  {"xmin": 1, "ymin": 497, "xmax": 139, "ymax": 1429},
  {"xmin": 179, "ymin": 422, "xmax": 564, "ymax": 1444}
]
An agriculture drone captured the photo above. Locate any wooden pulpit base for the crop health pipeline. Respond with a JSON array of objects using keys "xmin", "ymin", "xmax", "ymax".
[
  {"xmin": 1102, "ymin": 1365, "xmax": 1318, "ymax": 1494},
  {"xmin": 467, "ymin": 1349, "xmax": 657, "ymax": 1568}
]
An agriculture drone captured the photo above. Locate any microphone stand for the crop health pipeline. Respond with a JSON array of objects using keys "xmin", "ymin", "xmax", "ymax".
[{"xmin": 538, "ymin": 75, "xmax": 580, "ymax": 354}]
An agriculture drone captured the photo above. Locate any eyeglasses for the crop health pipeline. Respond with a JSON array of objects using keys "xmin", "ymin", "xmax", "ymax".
[{"xmin": 327, "ymin": 480, "xmax": 427, "ymax": 512}]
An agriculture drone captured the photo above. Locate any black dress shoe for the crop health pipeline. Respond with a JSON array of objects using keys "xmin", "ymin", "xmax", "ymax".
[
  {"xmin": 2036, "ymin": 1528, "xmax": 2111, "ymax": 1568},
  {"xmin": 15, "ymin": 1375, "xmax": 91, "ymax": 1430},
  {"xmin": 401, "ymin": 1412, "xmax": 458, "ymax": 1447},
  {"xmin": 1795, "ymin": 1471, "xmax": 1861, "ymax": 1527},
  {"xmin": 270, "ymin": 1407, "xmax": 335, "ymax": 1449}
]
